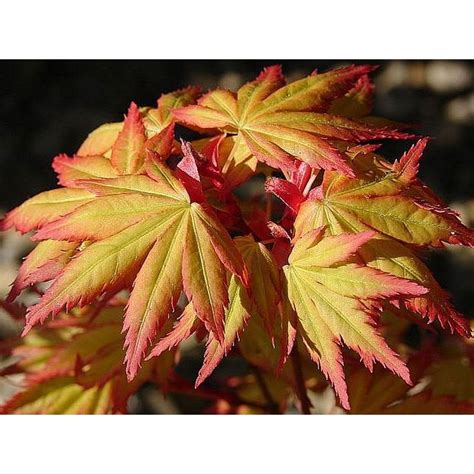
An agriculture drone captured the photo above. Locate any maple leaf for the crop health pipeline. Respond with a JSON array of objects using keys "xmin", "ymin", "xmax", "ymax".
[
  {"xmin": 283, "ymin": 227, "xmax": 427, "ymax": 409},
  {"xmin": 345, "ymin": 352, "xmax": 474, "ymax": 414},
  {"xmin": 294, "ymin": 139, "xmax": 474, "ymax": 247},
  {"xmin": 0, "ymin": 305, "xmax": 174, "ymax": 414},
  {"xmin": 288, "ymin": 140, "xmax": 474, "ymax": 336},
  {"xmin": 7, "ymin": 144, "xmax": 247, "ymax": 383},
  {"xmin": 2, "ymin": 61, "xmax": 473, "ymax": 415},
  {"xmin": 173, "ymin": 65, "xmax": 411, "ymax": 175},
  {"xmin": 0, "ymin": 375, "xmax": 116, "ymax": 414}
]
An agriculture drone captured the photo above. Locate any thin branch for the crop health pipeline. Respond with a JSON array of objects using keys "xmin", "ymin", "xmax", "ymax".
[{"xmin": 302, "ymin": 172, "xmax": 317, "ymax": 196}]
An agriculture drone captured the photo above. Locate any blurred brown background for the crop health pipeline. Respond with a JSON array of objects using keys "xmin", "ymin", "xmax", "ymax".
[{"xmin": 0, "ymin": 60, "xmax": 473, "ymax": 412}]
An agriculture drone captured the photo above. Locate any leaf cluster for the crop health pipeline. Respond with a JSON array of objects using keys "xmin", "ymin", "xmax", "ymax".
[{"xmin": 1, "ymin": 64, "xmax": 473, "ymax": 413}]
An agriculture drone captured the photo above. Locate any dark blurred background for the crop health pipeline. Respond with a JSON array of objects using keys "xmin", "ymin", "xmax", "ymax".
[{"xmin": 0, "ymin": 61, "xmax": 473, "ymax": 411}]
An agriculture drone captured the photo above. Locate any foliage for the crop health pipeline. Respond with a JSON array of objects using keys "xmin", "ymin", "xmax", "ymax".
[{"xmin": 1, "ymin": 64, "xmax": 473, "ymax": 414}]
